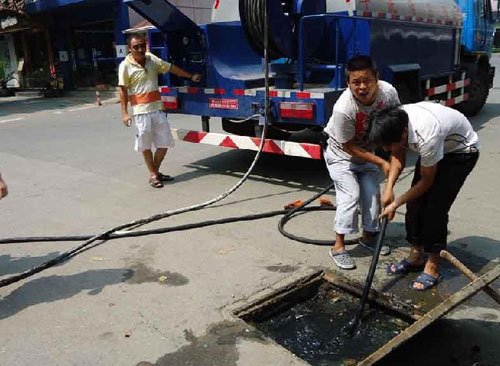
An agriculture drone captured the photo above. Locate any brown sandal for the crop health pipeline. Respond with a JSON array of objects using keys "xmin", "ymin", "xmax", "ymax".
[{"xmin": 149, "ymin": 177, "xmax": 164, "ymax": 188}]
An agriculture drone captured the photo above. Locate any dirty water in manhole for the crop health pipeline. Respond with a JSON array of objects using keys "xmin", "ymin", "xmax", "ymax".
[{"xmin": 236, "ymin": 273, "xmax": 416, "ymax": 366}]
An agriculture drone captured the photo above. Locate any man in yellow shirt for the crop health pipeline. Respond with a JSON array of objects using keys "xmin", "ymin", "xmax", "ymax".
[{"xmin": 119, "ymin": 34, "xmax": 200, "ymax": 188}]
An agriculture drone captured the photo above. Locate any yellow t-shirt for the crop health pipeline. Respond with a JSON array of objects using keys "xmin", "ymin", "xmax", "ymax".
[{"xmin": 118, "ymin": 52, "xmax": 171, "ymax": 115}]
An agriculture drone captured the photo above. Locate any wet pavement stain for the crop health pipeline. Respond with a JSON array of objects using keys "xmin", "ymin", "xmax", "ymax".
[
  {"xmin": 265, "ymin": 264, "xmax": 299, "ymax": 273},
  {"xmin": 135, "ymin": 321, "xmax": 266, "ymax": 366},
  {"xmin": 125, "ymin": 263, "xmax": 188, "ymax": 286}
]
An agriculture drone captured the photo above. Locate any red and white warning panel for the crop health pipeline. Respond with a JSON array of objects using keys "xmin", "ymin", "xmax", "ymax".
[{"xmin": 171, "ymin": 129, "xmax": 322, "ymax": 160}]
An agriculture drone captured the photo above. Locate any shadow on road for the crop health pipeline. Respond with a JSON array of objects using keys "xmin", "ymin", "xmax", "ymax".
[
  {"xmin": 0, "ymin": 252, "xmax": 61, "ymax": 277},
  {"xmin": 380, "ymin": 316, "xmax": 500, "ymax": 366},
  {"xmin": 0, "ymin": 268, "xmax": 132, "ymax": 320},
  {"xmin": 174, "ymin": 149, "xmax": 333, "ymax": 192},
  {"xmin": 470, "ymin": 102, "xmax": 500, "ymax": 132}
]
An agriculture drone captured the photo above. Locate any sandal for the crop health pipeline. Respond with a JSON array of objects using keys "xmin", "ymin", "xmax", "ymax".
[
  {"xmin": 157, "ymin": 173, "xmax": 174, "ymax": 182},
  {"xmin": 410, "ymin": 272, "xmax": 443, "ymax": 292},
  {"xmin": 149, "ymin": 177, "xmax": 164, "ymax": 188},
  {"xmin": 386, "ymin": 259, "xmax": 425, "ymax": 275},
  {"xmin": 329, "ymin": 249, "xmax": 356, "ymax": 270}
]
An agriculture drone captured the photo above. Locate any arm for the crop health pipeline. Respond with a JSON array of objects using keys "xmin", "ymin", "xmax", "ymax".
[
  {"xmin": 119, "ymin": 86, "xmax": 131, "ymax": 127},
  {"xmin": 381, "ymin": 145, "xmax": 406, "ymax": 207},
  {"xmin": 341, "ymin": 140, "xmax": 391, "ymax": 176},
  {"xmin": 169, "ymin": 65, "xmax": 201, "ymax": 82},
  {"xmin": 0, "ymin": 173, "xmax": 8, "ymax": 199},
  {"xmin": 381, "ymin": 163, "xmax": 437, "ymax": 220}
]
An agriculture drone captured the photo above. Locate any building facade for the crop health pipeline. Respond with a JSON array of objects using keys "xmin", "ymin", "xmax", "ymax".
[
  {"xmin": 0, "ymin": 0, "xmax": 215, "ymax": 91},
  {"xmin": 0, "ymin": 0, "xmax": 131, "ymax": 90}
]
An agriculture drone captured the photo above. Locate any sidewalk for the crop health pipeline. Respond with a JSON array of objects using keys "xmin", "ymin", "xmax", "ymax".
[{"xmin": 0, "ymin": 89, "xmax": 119, "ymax": 121}]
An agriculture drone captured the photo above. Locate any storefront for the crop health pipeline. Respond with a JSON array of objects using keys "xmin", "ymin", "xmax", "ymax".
[
  {"xmin": 22, "ymin": 0, "xmax": 131, "ymax": 90},
  {"xmin": 0, "ymin": 0, "xmax": 131, "ymax": 90}
]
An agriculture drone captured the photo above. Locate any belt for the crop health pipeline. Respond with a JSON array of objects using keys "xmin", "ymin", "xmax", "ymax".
[{"xmin": 129, "ymin": 91, "xmax": 161, "ymax": 105}]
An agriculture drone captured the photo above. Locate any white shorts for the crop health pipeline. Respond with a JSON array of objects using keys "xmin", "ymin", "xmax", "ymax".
[{"xmin": 133, "ymin": 111, "xmax": 175, "ymax": 152}]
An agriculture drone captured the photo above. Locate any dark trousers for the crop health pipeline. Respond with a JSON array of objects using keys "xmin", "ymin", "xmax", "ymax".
[{"xmin": 405, "ymin": 152, "xmax": 479, "ymax": 253}]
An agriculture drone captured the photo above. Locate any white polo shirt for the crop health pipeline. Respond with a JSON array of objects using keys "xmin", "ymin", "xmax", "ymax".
[
  {"xmin": 324, "ymin": 80, "xmax": 400, "ymax": 163},
  {"xmin": 402, "ymin": 102, "xmax": 480, "ymax": 167},
  {"xmin": 118, "ymin": 52, "xmax": 171, "ymax": 115}
]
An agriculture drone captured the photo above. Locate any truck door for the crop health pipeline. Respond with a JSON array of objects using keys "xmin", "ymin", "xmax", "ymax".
[{"xmin": 475, "ymin": 0, "xmax": 494, "ymax": 53}]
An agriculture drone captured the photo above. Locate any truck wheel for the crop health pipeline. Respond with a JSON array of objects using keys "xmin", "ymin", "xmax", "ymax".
[{"xmin": 455, "ymin": 66, "xmax": 489, "ymax": 117}]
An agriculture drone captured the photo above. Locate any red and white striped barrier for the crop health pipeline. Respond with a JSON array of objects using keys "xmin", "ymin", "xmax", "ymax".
[
  {"xmin": 171, "ymin": 129, "xmax": 323, "ymax": 159},
  {"xmin": 439, "ymin": 93, "xmax": 469, "ymax": 107},
  {"xmin": 425, "ymin": 78, "xmax": 470, "ymax": 97},
  {"xmin": 424, "ymin": 73, "xmax": 469, "ymax": 107}
]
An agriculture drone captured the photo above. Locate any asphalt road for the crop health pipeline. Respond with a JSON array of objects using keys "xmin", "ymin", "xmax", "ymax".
[{"xmin": 1, "ymin": 58, "xmax": 500, "ymax": 365}]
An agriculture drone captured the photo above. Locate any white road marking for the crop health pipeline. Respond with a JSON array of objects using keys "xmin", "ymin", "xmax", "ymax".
[
  {"xmin": 0, "ymin": 117, "xmax": 24, "ymax": 124},
  {"xmin": 66, "ymin": 105, "xmax": 96, "ymax": 112}
]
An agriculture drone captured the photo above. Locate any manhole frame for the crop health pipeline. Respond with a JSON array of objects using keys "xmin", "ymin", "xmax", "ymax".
[{"xmin": 230, "ymin": 269, "xmax": 424, "ymax": 365}]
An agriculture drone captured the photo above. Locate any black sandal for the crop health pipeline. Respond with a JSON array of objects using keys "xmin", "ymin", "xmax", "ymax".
[{"xmin": 149, "ymin": 177, "xmax": 164, "ymax": 188}]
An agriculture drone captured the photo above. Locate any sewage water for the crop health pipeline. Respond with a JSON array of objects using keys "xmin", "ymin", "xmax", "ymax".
[{"xmin": 254, "ymin": 284, "xmax": 410, "ymax": 365}]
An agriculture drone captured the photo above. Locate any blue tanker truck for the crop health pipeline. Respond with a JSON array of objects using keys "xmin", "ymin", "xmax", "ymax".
[{"xmin": 123, "ymin": 0, "xmax": 495, "ymax": 159}]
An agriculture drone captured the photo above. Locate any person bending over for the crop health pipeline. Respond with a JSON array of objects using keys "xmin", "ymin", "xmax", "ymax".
[{"xmin": 368, "ymin": 102, "xmax": 479, "ymax": 291}]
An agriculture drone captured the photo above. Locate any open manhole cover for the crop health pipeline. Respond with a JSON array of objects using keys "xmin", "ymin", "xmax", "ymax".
[{"xmin": 233, "ymin": 271, "xmax": 422, "ymax": 365}]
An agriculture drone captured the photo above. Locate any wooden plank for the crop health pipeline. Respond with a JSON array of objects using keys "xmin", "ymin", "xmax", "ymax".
[
  {"xmin": 440, "ymin": 250, "xmax": 500, "ymax": 305},
  {"xmin": 358, "ymin": 264, "xmax": 500, "ymax": 366}
]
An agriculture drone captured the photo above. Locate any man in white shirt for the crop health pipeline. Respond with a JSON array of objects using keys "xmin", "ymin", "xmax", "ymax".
[
  {"xmin": 368, "ymin": 102, "xmax": 479, "ymax": 291},
  {"xmin": 323, "ymin": 55, "xmax": 400, "ymax": 270}
]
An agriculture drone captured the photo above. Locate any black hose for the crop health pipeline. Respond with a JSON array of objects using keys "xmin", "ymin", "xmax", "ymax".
[
  {"xmin": 347, "ymin": 216, "xmax": 389, "ymax": 336},
  {"xmin": 278, "ymin": 181, "xmax": 357, "ymax": 246},
  {"xmin": 239, "ymin": 0, "xmax": 285, "ymax": 60},
  {"xmin": 0, "ymin": 207, "xmax": 334, "ymax": 245}
]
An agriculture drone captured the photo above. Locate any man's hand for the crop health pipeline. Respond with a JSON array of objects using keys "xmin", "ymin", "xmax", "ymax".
[
  {"xmin": 191, "ymin": 74, "xmax": 201, "ymax": 83},
  {"xmin": 0, "ymin": 176, "xmax": 8, "ymax": 199},
  {"xmin": 381, "ymin": 186, "xmax": 394, "ymax": 208},
  {"xmin": 380, "ymin": 202, "xmax": 397, "ymax": 221},
  {"xmin": 122, "ymin": 113, "xmax": 132, "ymax": 127}
]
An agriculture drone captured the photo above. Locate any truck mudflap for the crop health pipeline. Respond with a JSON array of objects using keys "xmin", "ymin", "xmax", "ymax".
[
  {"xmin": 171, "ymin": 129, "xmax": 323, "ymax": 160},
  {"xmin": 489, "ymin": 66, "xmax": 496, "ymax": 89}
]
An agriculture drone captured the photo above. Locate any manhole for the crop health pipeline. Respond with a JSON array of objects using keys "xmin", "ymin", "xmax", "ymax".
[{"xmin": 233, "ymin": 271, "xmax": 422, "ymax": 365}]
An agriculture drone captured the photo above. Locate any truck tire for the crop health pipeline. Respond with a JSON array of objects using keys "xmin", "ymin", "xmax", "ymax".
[{"xmin": 455, "ymin": 64, "xmax": 489, "ymax": 117}]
